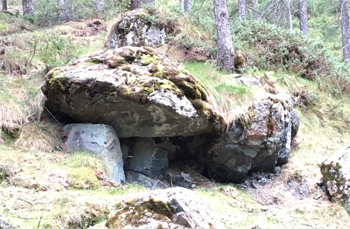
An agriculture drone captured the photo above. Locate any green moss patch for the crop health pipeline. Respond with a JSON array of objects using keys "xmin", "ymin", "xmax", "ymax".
[{"xmin": 68, "ymin": 167, "xmax": 100, "ymax": 189}]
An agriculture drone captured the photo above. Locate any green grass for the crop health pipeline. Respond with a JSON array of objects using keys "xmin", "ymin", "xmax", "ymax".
[{"xmin": 182, "ymin": 61, "xmax": 265, "ymax": 122}]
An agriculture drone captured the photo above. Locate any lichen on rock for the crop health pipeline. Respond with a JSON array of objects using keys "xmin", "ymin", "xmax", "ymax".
[
  {"xmin": 320, "ymin": 147, "xmax": 350, "ymax": 213},
  {"xmin": 202, "ymin": 95, "xmax": 298, "ymax": 182},
  {"xmin": 42, "ymin": 46, "xmax": 218, "ymax": 138},
  {"xmin": 105, "ymin": 187, "xmax": 225, "ymax": 228},
  {"xmin": 106, "ymin": 8, "xmax": 177, "ymax": 49}
]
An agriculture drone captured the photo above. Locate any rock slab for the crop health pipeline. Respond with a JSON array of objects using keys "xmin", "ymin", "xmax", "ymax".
[
  {"xmin": 43, "ymin": 46, "xmax": 218, "ymax": 138},
  {"xmin": 64, "ymin": 123, "xmax": 125, "ymax": 184}
]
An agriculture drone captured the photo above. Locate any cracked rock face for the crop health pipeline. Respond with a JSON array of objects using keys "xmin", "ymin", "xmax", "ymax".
[
  {"xmin": 321, "ymin": 147, "xmax": 350, "ymax": 213},
  {"xmin": 106, "ymin": 8, "xmax": 176, "ymax": 48},
  {"xmin": 42, "ymin": 46, "xmax": 219, "ymax": 138},
  {"xmin": 202, "ymin": 96, "xmax": 298, "ymax": 182}
]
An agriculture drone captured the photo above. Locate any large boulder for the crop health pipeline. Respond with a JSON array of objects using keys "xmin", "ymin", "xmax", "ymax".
[
  {"xmin": 105, "ymin": 187, "xmax": 225, "ymax": 228},
  {"xmin": 64, "ymin": 123, "xmax": 125, "ymax": 184},
  {"xmin": 320, "ymin": 147, "xmax": 350, "ymax": 213},
  {"xmin": 106, "ymin": 8, "xmax": 176, "ymax": 49},
  {"xmin": 42, "ymin": 46, "xmax": 220, "ymax": 138},
  {"xmin": 203, "ymin": 96, "xmax": 298, "ymax": 182}
]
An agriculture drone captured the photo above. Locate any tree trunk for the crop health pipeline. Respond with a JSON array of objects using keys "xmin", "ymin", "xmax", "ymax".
[
  {"xmin": 131, "ymin": 0, "xmax": 155, "ymax": 10},
  {"xmin": 213, "ymin": 0, "xmax": 235, "ymax": 72},
  {"xmin": 95, "ymin": 0, "xmax": 104, "ymax": 12},
  {"xmin": 1, "ymin": 0, "xmax": 7, "ymax": 11},
  {"xmin": 184, "ymin": 0, "xmax": 191, "ymax": 13},
  {"xmin": 179, "ymin": 0, "xmax": 184, "ymax": 11},
  {"xmin": 22, "ymin": 0, "xmax": 35, "ymax": 15},
  {"xmin": 238, "ymin": 0, "xmax": 248, "ymax": 19},
  {"xmin": 285, "ymin": 0, "xmax": 293, "ymax": 32},
  {"xmin": 251, "ymin": 0, "xmax": 258, "ymax": 20},
  {"xmin": 299, "ymin": 0, "xmax": 308, "ymax": 36},
  {"xmin": 57, "ymin": 0, "xmax": 69, "ymax": 22},
  {"xmin": 341, "ymin": 0, "xmax": 350, "ymax": 61}
]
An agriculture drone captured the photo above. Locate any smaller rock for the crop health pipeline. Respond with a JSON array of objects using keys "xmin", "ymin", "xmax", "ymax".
[
  {"xmin": 273, "ymin": 166, "xmax": 282, "ymax": 175},
  {"xmin": 320, "ymin": 147, "xmax": 350, "ymax": 213},
  {"xmin": 287, "ymin": 174, "xmax": 310, "ymax": 200},
  {"xmin": 233, "ymin": 75, "xmax": 262, "ymax": 87},
  {"xmin": 106, "ymin": 8, "xmax": 176, "ymax": 48},
  {"xmin": 64, "ymin": 124, "xmax": 125, "ymax": 184},
  {"xmin": 164, "ymin": 169, "xmax": 193, "ymax": 189},
  {"xmin": 105, "ymin": 187, "xmax": 225, "ymax": 229}
]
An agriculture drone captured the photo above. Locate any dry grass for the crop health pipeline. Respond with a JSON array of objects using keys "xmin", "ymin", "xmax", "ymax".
[
  {"xmin": 183, "ymin": 62, "xmax": 275, "ymax": 123},
  {"xmin": 15, "ymin": 121, "xmax": 62, "ymax": 152},
  {"xmin": 0, "ymin": 77, "xmax": 44, "ymax": 132}
]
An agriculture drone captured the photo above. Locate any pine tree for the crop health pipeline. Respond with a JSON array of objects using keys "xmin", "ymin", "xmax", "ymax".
[
  {"xmin": 238, "ymin": 0, "xmax": 248, "ymax": 19},
  {"xmin": 251, "ymin": 0, "xmax": 258, "ymax": 20},
  {"xmin": 131, "ymin": 0, "xmax": 155, "ymax": 10},
  {"xmin": 299, "ymin": 0, "xmax": 308, "ymax": 36},
  {"xmin": 340, "ymin": 0, "xmax": 350, "ymax": 61},
  {"xmin": 213, "ymin": 0, "xmax": 235, "ymax": 72},
  {"xmin": 184, "ymin": 0, "xmax": 191, "ymax": 13},
  {"xmin": 22, "ymin": 0, "xmax": 34, "ymax": 15},
  {"xmin": 1, "ymin": 0, "xmax": 7, "ymax": 12},
  {"xmin": 57, "ymin": 0, "xmax": 69, "ymax": 22},
  {"xmin": 179, "ymin": 0, "xmax": 184, "ymax": 11}
]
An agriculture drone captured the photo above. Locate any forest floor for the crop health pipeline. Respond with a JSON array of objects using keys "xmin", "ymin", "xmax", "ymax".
[{"xmin": 1, "ymin": 14, "xmax": 350, "ymax": 228}]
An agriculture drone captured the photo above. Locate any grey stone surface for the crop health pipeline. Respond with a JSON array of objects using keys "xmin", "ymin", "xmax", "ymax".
[
  {"xmin": 128, "ymin": 138, "xmax": 168, "ymax": 178},
  {"xmin": 203, "ymin": 96, "xmax": 297, "ymax": 182},
  {"xmin": 64, "ymin": 123, "xmax": 125, "ymax": 184},
  {"xmin": 148, "ymin": 90, "xmax": 197, "ymax": 118},
  {"xmin": 321, "ymin": 147, "xmax": 350, "ymax": 213},
  {"xmin": 107, "ymin": 8, "xmax": 175, "ymax": 48},
  {"xmin": 106, "ymin": 187, "xmax": 225, "ymax": 228}
]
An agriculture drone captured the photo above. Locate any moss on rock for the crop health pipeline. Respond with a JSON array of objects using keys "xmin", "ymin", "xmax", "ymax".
[{"xmin": 68, "ymin": 167, "xmax": 99, "ymax": 189}]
